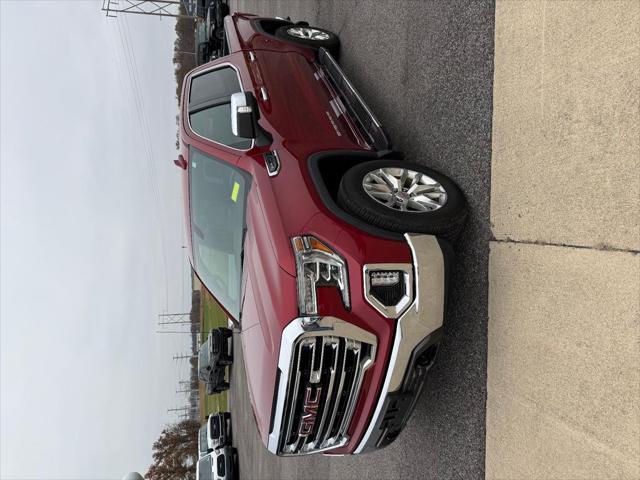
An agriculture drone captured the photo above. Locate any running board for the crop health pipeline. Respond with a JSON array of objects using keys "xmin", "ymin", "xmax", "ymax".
[{"xmin": 318, "ymin": 47, "xmax": 392, "ymax": 152}]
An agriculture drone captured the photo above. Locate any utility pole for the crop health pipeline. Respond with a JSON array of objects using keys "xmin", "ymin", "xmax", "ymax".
[
  {"xmin": 102, "ymin": 0, "xmax": 198, "ymax": 19},
  {"xmin": 158, "ymin": 312, "xmax": 191, "ymax": 324},
  {"xmin": 168, "ymin": 407, "xmax": 191, "ymax": 413},
  {"xmin": 177, "ymin": 388, "xmax": 199, "ymax": 394},
  {"xmin": 173, "ymin": 353, "xmax": 197, "ymax": 361},
  {"xmin": 156, "ymin": 330, "xmax": 200, "ymax": 334},
  {"xmin": 168, "ymin": 406, "xmax": 198, "ymax": 414}
]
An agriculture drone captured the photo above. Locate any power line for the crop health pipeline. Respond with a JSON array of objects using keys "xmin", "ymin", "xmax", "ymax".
[
  {"xmin": 110, "ymin": 16, "xmax": 171, "ymax": 312},
  {"xmin": 102, "ymin": 0, "xmax": 197, "ymax": 19}
]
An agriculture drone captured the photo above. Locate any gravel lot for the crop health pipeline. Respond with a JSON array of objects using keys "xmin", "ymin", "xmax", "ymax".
[{"xmin": 227, "ymin": 1, "xmax": 495, "ymax": 478}]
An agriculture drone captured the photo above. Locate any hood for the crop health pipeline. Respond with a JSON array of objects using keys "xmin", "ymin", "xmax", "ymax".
[{"xmin": 239, "ymin": 189, "xmax": 299, "ymax": 442}]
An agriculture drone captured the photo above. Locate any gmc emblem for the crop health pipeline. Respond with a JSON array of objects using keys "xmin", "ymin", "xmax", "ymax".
[{"xmin": 297, "ymin": 386, "xmax": 322, "ymax": 437}]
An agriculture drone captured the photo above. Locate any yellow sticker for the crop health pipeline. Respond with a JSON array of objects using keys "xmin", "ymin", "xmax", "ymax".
[{"xmin": 231, "ymin": 182, "xmax": 240, "ymax": 202}]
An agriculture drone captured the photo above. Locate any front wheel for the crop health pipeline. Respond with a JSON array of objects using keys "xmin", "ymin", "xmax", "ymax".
[
  {"xmin": 337, "ymin": 160, "xmax": 467, "ymax": 241},
  {"xmin": 275, "ymin": 25, "xmax": 340, "ymax": 58}
]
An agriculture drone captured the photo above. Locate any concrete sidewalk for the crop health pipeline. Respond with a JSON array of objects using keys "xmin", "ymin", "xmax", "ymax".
[{"xmin": 487, "ymin": 1, "xmax": 639, "ymax": 478}]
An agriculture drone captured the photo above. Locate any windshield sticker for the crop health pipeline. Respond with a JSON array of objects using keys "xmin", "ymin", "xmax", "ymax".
[{"xmin": 231, "ymin": 182, "xmax": 240, "ymax": 202}]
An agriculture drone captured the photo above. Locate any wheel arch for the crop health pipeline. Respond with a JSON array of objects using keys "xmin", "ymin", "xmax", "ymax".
[{"xmin": 307, "ymin": 150, "xmax": 405, "ymax": 241}]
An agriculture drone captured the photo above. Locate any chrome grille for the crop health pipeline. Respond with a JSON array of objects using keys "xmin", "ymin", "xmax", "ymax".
[{"xmin": 276, "ymin": 334, "xmax": 374, "ymax": 455}]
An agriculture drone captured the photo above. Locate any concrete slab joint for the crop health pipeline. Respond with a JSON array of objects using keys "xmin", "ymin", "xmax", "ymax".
[{"xmin": 487, "ymin": 1, "xmax": 640, "ymax": 479}]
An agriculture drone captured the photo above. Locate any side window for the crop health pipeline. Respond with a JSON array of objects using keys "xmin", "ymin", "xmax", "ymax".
[
  {"xmin": 189, "ymin": 67, "xmax": 240, "ymax": 108},
  {"xmin": 190, "ymin": 104, "xmax": 251, "ymax": 150},
  {"xmin": 188, "ymin": 67, "xmax": 251, "ymax": 150}
]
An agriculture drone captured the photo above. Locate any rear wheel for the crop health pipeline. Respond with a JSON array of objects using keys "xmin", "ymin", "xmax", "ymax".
[
  {"xmin": 275, "ymin": 25, "xmax": 340, "ymax": 58},
  {"xmin": 337, "ymin": 160, "xmax": 467, "ymax": 241}
]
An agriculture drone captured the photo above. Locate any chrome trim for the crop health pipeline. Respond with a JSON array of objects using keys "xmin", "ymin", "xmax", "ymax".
[
  {"xmin": 363, "ymin": 263, "xmax": 413, "ymax": 319},
  {"xmin": 260, "ymin": 86, "xmax": 269, "ymax": 101},
  {"xmin": 186, "ymin": 62, "xmax": 255, "ymax": 152},
  {"xmin": 311, "ymin": 337, "xmax": 338, "ymax": 448},
  {"xmin": 329, "ymin": 97, "xmax": 346, "ymax": 117},
  {"xmin": 319, "ymin": 50, "xmax": 382, "ymax": 128},
  {"xmin": 268, "ymin": 317, "xmax": 377, "ymax": 456},
  {"xmin": 266, "ymin": 150, "xmax": 281, "ymax": 177},
  {"xmin": 354, "ymin": 233, "xmax": 445, "ymax": 453},
  {"xmin": 248, "ymin": 51, "xmax": 256, "ymax": 62}
]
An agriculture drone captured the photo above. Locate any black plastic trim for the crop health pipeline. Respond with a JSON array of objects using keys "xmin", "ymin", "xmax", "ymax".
[
  {"xmin": 268, "ymin": 369, "xmax": 281, "ymax": 434},
  {"xmin": 307, "ymin": 150, "xmax": 405, "ymax": 241},
  {"xmin": 251, "ymin": 18, "xmax": 293, "ymax": 39},
  {"xmin": 363, "ymin": 327, "xmax": 444, "ymax": 451}
]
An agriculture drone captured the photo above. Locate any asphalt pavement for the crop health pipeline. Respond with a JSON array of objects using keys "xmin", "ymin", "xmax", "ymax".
[{"xmin": 227, "ymin": 1, "xmax": 496, "ymax": 478}]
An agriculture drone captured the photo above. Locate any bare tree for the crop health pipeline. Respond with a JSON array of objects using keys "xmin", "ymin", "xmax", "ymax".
[{"xmin": 146, "ymin": 419, "xmax": 200, "ymax": 480}]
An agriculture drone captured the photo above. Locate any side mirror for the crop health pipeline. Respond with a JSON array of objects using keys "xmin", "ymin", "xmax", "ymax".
[
  {"xmin": 231, "ymin": 92, "xmax": 258, "ymax": 139},
  {"xmin": 174, "ymin": 154, "xmax": 187, "ymax": 169}
]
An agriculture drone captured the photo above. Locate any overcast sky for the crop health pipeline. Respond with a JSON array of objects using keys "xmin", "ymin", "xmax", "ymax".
[{"xmin": 1, "ymin": 1, "xmax": 193, "ymax": 478}]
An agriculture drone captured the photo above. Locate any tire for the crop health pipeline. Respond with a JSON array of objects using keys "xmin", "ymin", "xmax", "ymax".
[
  {"xmin": 337, "ymin": 160, "xmax": 467, "ymax": 242},
  {"xmin": 275, "ymin": 25, "xmax": 340, "ymax": 58}
]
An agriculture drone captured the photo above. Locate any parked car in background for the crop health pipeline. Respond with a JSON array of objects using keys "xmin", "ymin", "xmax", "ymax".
[
  {"xmin": 195, "ymin": 0, "xmax": 230, "ymax": 65},
  {"xmin": 195, "ymin": 20, "xmax": 213, "ymax": 66},
  {"xmin": 196, "ymin": 447, "xmax": 238, "ymax": 480},
  {"xmin": 198, "ymin": 328, "xmax": 233, "ymax": 394},
  {"xmin": 205, "ymin": 366, "xmax": 229, "ymax": 394},
  {"xmin": 207, "ymin": 412, "xmax": 232, "ymax": 450},
  {"xmin": 178, "ymin": 12, "xmax": 467, "ymax": 456},
  {"xmin": 199, "ymin": 424, "xmax": 211, "ymax": 458}
]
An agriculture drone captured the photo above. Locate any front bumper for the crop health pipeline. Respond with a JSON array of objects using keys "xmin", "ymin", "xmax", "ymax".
[
  {"xmin": 214, "ymin": 446, "xmax": 236, "ymax": 479},
  {"xmin": 268, "ymin": 233, "xmax": 448, "ymax": 455},
  {"xmin": 354, "ymin": 233, "xmax": 447, "ymax": 453}
]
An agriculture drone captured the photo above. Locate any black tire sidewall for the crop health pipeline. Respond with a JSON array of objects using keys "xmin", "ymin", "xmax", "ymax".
[{"xmin": 337, "ymin": 160, "xmax": 467, "ymax": 235}]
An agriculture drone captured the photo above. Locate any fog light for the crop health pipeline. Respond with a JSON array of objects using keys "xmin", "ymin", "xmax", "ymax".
[
  {"xmin": 363, "ymin": 265, "xmax": 413, "ymax": 318},
  {"xmin": 370, "ymin": 271, "xmax": 400, "ymax": 287}
]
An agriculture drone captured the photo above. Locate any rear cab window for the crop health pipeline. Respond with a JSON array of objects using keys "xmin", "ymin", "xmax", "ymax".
[{"xmin": 188, "ymin": 66, "xmax": 252, "ymax": 150}]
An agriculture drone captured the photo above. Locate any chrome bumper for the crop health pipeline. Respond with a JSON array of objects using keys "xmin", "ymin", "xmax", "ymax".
[
  {"xmin": 267, "ymin": 234, "xmax": 446, "ymax": 456},
  {"xmin": 354, "ymin": 233, "xmax": 446, "ymax": 453}
]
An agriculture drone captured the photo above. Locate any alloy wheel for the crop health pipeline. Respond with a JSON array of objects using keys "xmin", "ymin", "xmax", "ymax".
[
  {"xmin": 362, "ymin": 167, "xmax": 448, "ymax": 212},
  {"xmin": 286, "ymin": 26, "xmax": 331, "ymax": 41}
]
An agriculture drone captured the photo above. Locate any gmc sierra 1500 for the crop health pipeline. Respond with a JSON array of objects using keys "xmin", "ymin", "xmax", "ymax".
[{"xmin": 177, "ymin": 12, "xmax": 467, "ymax": 456}]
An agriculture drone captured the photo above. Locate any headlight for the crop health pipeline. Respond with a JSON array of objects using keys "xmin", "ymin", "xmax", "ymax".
[{"xmin": 291, "ymin": 235, "xmax": 350, "ymax": 316}]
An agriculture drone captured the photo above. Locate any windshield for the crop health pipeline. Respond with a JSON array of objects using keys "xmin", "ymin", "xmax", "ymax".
[
  {"xmin": 199, "ymin": 426, "xmax": 208, "ymax": 452},
  {"xmin": 209, "ymin": 415, "xmax": 220, "ymax": 437},
  {"xmin": 190, "ymin": 149, "xmax": 249, "ymax": 319},
  {"xmin": 197, "ymin": 456, "xmax": 213, "ymax": 480},
  {"xmin": 195, "ymin": 22, "xmax": 208, "ymax": 43},
  {"xmin": 198, "ymin": 336, "xmax": 210, "ymax": 370}
]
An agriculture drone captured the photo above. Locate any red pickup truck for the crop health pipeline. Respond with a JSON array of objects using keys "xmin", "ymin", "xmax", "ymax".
[{"xmin": 178, "ymin": 12, "xmax": 467, "ymax": 456}]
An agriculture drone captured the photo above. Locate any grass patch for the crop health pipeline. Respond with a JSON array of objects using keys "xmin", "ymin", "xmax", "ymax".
[{"xmin": 198, "ymin": 286, "xmax": 229, "ymax": 422}]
